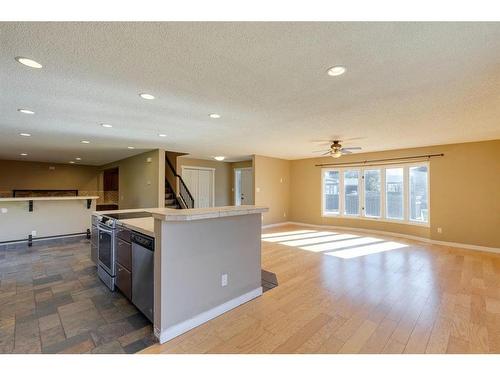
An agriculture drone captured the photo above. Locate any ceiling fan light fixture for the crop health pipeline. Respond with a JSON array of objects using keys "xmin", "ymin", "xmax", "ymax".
[{"xmin": 331, "ymin": 150, "xmax": 343, "ymax": 158}]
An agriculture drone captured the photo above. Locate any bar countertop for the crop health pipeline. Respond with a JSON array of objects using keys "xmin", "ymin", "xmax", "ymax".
[
  {"xmin": 148, "ymin": 205, "xmax": 268, "ymax": 221},
  {"xmin": 0, "ymin": 196, "xmax": 99, "ymax": 202}
]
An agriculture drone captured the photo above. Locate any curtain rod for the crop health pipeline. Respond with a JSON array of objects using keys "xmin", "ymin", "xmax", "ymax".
[{"xmin": 315, "ymin": 153, "xmax": 444, "ymax": 167}]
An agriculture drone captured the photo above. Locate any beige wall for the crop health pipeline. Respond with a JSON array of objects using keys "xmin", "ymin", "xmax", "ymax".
[
  {"xmin": 289, "ymin": 140, "xmax": 500, "ymax": 248},
  {"xmin": 0, "ymin": 159, "xmax": 100, "ymax": 198},
  {"xmin": 177, "ymin": 157, "xmax": 232, "ymax": 206},
  {"xmin": 102, "ymin": 149, "xmax": 162, "ymax": 209},
  {"xmin": 253, "ymin": 155, "xmax": 290, "ymax": 226}
]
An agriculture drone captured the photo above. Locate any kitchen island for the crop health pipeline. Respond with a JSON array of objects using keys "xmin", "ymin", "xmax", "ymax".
[
  {"xmin": 93, "ymin": 205, "xmax": 268, "ymax": 344},
  {"xmin": 149, "ymin": 206, "xmax": 268, "ymax": 343}
]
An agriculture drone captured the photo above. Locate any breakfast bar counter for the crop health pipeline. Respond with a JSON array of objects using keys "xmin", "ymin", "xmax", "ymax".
[{"xmin": 0, "ymin": 196, "xmax": 99, "ymax": 243}]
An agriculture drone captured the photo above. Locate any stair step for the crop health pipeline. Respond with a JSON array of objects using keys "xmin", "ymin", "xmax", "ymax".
[
  {"xmin": 166, "ymin": 205, "xmax": 179, "ymax": 209},
  {"xmin": 165, "ymin": 199, "xmax": 176, "ymax": 205},
  {"xmin": 165, "ymin": 193, "xmax": 173, "ymax": 199}
]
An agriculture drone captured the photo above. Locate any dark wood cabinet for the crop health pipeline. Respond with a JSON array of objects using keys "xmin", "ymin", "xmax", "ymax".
[
  {"xmin": 115, "ymin": 262, "xmax": 132, "ymax": 300},
  {"xmin": 103, "ymin": 168, "xmax": 119, "ymax": 191},
  {"xmin": 116, "ymin": 238, "xmax": 132, "ymax": 270},
  {"xmin": 115, "ymin": 225, "xmax": 133, "ymax": 300},
  {"xmin": 117, "ymin": 226, "xmax": 131, "ymax": 243}
]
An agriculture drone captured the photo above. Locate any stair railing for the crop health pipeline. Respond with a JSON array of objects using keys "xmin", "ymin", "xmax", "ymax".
[{"xmin": 166, "ymin": 156, "xmax": 195, "ymax": 209}]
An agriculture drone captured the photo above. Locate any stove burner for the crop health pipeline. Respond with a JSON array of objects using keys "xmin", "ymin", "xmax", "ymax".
[{"xmin": 103, "ymin": 211, "xmax": 153, "ymax": 220}]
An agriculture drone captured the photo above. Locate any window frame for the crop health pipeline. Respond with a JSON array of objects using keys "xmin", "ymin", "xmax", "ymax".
[{"xmin": 321, "ymin": 162, "xmax": 430, "ymax": 227}]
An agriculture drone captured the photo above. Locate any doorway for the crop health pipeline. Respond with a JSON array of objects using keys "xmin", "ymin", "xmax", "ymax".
[
  {"xmin": 181, "ymin": 166, "xmax": 215, "ymax": 208},
  {"xmin": 234, "ymin": 167, "xmax": 254, "ymax": 206}
]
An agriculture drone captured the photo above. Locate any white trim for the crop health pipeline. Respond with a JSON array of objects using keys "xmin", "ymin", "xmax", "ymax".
[
  {"xmin": 156, "ymin": 287, "xmax": 262, "ymax": 344},
  {"xmin": 263, "ymin": 221, "xmax": 500, "ymax": 254},
  {"xmin": 321, "ymin": 162, "xmax": 430, "ymax": 228}
]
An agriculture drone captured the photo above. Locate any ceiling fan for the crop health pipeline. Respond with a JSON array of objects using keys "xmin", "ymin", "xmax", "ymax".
[{"xmin": 313, "ymin": 140, "xmax": 362, "ymax": 158}]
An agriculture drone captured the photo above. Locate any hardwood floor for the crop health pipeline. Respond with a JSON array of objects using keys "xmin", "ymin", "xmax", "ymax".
[{"xmin": 142, "ymin": 224, "xmax": 500, "ymax": 354}]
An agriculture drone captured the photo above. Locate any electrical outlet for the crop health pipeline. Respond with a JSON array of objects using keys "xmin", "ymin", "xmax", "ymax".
[
  {"xmin": 280, "ymin": 177, "xmax": 283, "ymax": 183},
  {"xmin": 283, "ymin": 211, "xmax": 287, "ymax": 217},
  {"xmin": 256, "ymin": 187, "xmax": 261, "ymax": 193},
  {"xmin": 31, "ymin": 230, "xmax": 37, "ymax": 237},
  {"xmin": 221, "ymin": 273, "xmax": 228, "ymax": 287},
  {"xmin": 437, "ymin": 227, "xmax": 443, "ymax": 234},
  {"xmin": 0, "ymin": 208, "xmax": 7, "ymax": 214}
]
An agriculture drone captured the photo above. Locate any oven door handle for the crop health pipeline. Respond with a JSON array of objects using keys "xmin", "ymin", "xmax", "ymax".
[{"xmin": 98, "ymin": 226, "xmax": 114, "ymax": 234}]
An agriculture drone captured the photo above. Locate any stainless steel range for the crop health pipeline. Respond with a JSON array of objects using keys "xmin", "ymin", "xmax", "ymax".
[{"xmin": 95, "ymin": 211, "xmax": 152, "ymax": 291}]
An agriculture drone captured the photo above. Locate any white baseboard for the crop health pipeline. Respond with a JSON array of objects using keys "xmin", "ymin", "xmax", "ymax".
[
  {"xmin": 156, "ymin": 287, "xmax": 263, "ymax": 344},
  {"xmin": 265, "ymin": 221, "xmax": 500, "ymax": 254}
]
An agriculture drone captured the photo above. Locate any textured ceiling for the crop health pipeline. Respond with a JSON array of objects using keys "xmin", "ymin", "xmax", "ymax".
[{"xmin": 1, "ymin": 22, "xmax": 499, "ymax": 165}]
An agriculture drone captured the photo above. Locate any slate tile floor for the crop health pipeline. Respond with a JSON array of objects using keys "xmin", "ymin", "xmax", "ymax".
[{"xmin": 0, "ymin": 237, "xmax": 154, "ymax": 354}]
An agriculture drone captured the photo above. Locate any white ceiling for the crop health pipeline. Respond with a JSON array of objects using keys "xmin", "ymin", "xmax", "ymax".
[{"xmin": 1, "ymin": 22, "xmax": 499, "ymax": 165}]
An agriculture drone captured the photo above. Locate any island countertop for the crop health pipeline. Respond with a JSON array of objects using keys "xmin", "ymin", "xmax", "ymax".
[
  {"xmin": 148, "ymin": 205, "xmax": 268, "ymax": 221},
  {"xmin": 0, "ymin": 195, "xmax": 99, "ymax": 202}
]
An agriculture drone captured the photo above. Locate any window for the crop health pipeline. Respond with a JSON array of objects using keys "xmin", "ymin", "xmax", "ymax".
[
  {"xmin": 344, "ymin": 170, "xmax": 360, "ymax": 215},
  {"xmin": 322, "ymin": 163, "xmax": 429, "ymax": 226},
  {"xmin": 364, "ymin": 169, "xmax": 381, "ymax": 218},
  {"xmin": 323, "ymin": 170, "xmax": 340, "ymax": 214},
  {"xmin": 409, "ymin": 165, "xmax": 429, "ymax": 222},
  {"xmin": 385, "ymin": 168, "xmax": 404, "ymax": 220}
]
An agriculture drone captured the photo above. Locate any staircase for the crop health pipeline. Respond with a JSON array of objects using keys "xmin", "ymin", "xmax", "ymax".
[
  {"xmin": 165, "ymin": 183, "xmax": 181, "ymax": 209},
  {"xmin": 165, "ymin": 155, "xmax": 195, "ymax": 209}
]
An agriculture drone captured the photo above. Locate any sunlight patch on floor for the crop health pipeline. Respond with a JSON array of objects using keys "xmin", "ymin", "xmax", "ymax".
[
  {"xmin": 325, "ymin": 241, "xmax": 409, "ymax": 259},
  {"xmin": 279, "ymin": 233, "xmax": 359, "ymax": 247},
  {"xmin": 262, "ymin": 229, "xmax": 409, "ymax": 259},
  {"xmin": 261, "ymin": 229, "xmax": 314, "ymax": 238},
  {"xmin": 262, "ymin": 231, "xmax": 336, "ymax": 243},
  {"xmin": 300, "ymin": 236, "xmax": 381, "ymax": 252}
]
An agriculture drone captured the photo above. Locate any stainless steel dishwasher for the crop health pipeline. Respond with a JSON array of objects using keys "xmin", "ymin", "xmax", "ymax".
[{"xmin": 131, "ymin": 231, "xmax": 154, "ymax": 322}]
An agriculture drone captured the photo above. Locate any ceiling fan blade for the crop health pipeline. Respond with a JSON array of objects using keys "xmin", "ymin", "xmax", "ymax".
[
  {"xmin": 312, "ymin": 149, "xmax": 331, "ymax": 153},
  {"xmin": 341, "ymin": 147, "xmax": 362, "ymax": 151},
  {"xmin": 341, "ymin": 150, "xmax": 352, "ymax": 154},
  {"xmin": 321, "ymin": 151, "xmax": 331, "ymax": 156}
]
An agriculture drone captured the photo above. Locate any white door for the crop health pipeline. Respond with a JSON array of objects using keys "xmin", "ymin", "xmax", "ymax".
[
  {"xmin": 182, "ymin": 167, "xmax": 214, "ymax": 208},
  {"xmin": 197, "ymin": 169, "xmax": 212, "ymax": 208},
  {"xmin": 235, "ymin": 168, "xmax": 254, "ymax": 205}
]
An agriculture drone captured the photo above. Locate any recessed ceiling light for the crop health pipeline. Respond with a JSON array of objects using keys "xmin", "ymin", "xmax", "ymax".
[
  {"xmin": 18, "ymin": 108, "xmax": 35, "ymax": 115},
  {"xmin": 75, "ymin": 157, "xmax": 82, "ymax": 161},
  {"xmin": 139, "ymin": 93, "xmax": 155, "ymax": 100},
  {"xmin": 214, "ymin": 156, "xmax": 225, "ymax": 161},
  {"xmin": 158, "ymin": 134, "xmax": 167, "ymax": 137},
  {"xmin": 15, "ymin": 57, "xmax": 43, "ymax": 69},
  {"xmin": 20, "ymin": 153, "xmax": 28, "ymax": 156},
  {"xmin": 209, "ymin": 113, "xmax": 221, "ymax": 119},
  {"xmin": 81, "ymin": 140, "xmax": 90, "ymax": 144},
  {"xmin": 69, "ymin": 161, "xmax": 75, "ymax": 164},
  {"xmin": 101, "ymin": 123, "xmax": 113, "ymax": 128},
  {"xmin": 326, "ymin": 65, "xmax": 346, "ymax": 77},
  {"xmin": 19, "ymin": 133, "xmax": 31, "ymax": 137},
  {"xmin": 127, "ymin": 146, "xmax": 135, "ymax": 149}
]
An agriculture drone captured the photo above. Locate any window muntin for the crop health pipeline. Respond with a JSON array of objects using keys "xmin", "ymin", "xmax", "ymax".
[
  {"xmin": 322, "ymin": 163, "xmax": 429, "ymax": 226},
  {"xmin": 385, "ymin": 168, "xmax": 404, "ymax": 220},
  {"xmin": 344, "ymin": 170, "xmax": 360, "ymax": 216},
  {"xmin": 364, "ymin": 169, "xmax": 381, "ymax": 218},
  {"xmin": 323, "ymin": 170, "xmax": 340, "ymax": 214},
  {"xmin": 409, "ymin": 165, "xmax": 429, "ymax": 223}
]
